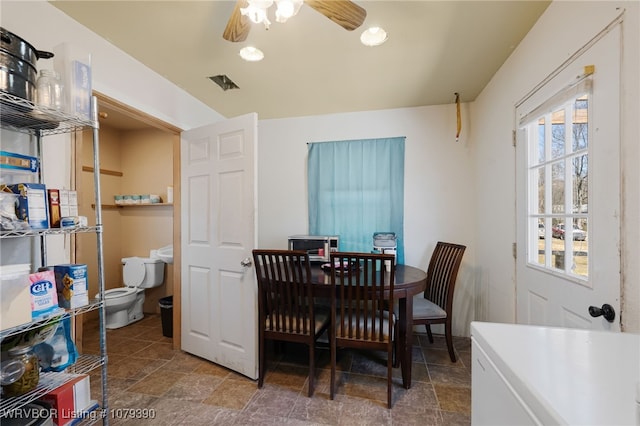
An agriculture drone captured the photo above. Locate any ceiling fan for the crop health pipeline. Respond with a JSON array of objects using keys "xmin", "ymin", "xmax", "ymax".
[{"xmin": 222, "ymin": 0, "xmax": 367, "ymax": 42}]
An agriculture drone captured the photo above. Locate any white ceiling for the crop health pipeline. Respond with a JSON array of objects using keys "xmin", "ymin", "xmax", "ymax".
[{"xmin": 50, "ymin": 0, "xmax": 550, "ymax": 121}]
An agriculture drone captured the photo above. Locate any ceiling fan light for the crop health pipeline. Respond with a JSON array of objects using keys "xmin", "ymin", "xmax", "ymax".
[
  {"xmin": 274, "ymin": 8, "xmax": 291, "ymax": 23},
  {"xmin": 360, "ymin": 27, "xmax": 388, "ymax": 47},
  {"xmin": 275, "ymin": 0, "xmax": 302, "ymax": 21},
  {"xmin": 239, "ymin": 46, "xmax": 265, "ymax": 62},
  {"xmin": 248, "ymin": 0, "xmax": 273, "ymax": 10},
  {"xmin": 241, "ymin": 4, "xmax": 267, "ymax": 24}
]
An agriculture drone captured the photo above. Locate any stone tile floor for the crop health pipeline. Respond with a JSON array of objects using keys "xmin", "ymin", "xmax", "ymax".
[{"xmin": 82, "ymin": 314, "xmax": 471, "ymax": 425}]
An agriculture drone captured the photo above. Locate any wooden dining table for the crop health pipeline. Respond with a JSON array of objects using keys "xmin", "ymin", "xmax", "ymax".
[{"xmin": 310, "ymin": 264, "xmax": 427, "ymax": 389}]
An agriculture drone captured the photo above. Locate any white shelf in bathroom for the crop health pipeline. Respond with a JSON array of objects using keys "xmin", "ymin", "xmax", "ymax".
[
  {"xmin": 119, "ymin": 203, "xmax": 173, "ymax": 207},
  {"xmin": 92, "ymin": 203, "xmax": 173, "ymax": 209}
]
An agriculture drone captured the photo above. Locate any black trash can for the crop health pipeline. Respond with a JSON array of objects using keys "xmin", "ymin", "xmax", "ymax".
[{"xmin": 159, "ymin": 295, "xmax": 173, "ymax": 338}]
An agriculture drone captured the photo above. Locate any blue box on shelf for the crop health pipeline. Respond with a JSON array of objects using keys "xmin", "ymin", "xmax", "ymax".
[
  {"xmin": 0, "ymin": 151, "xmax": 38, "ymax": 173},
  {"xmin": 8, "ymin": 183, "xmax": 49, "ymax": 229}
]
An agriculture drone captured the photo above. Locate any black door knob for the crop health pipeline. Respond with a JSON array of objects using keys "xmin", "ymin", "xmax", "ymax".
[{"xmin": 588, "ymin": 304, "xmax": 616, "ymax": 322}]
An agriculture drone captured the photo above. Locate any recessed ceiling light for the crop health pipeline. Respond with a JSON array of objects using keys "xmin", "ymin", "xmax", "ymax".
[
  {"xmin": 360, "ymin": 27, "xmax": 388, "ymax": 47},
  {"xmin": 239, "ymin": 46, "xmax": 264, "ymax": 62}
]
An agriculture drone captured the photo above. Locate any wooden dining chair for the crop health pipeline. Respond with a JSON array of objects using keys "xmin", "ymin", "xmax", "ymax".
[
  {"xmin": 252, "ymin": 249, "xmax": 330, "ymax": 397},
  {"xmin": 410, "ymin": 241, "xmax": 466, "ymax": 362},
  {"xmin": 329, "ymin": 252, "xmax": 396, "ymax": 409}
]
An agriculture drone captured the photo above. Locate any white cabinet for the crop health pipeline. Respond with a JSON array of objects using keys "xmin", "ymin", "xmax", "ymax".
[
  {"xmin": 471, "ymin": 321, "xmax": 640, "ymax": 426},
  {"xmin": 0, "ymin": 91, "xmax": 108, "ymax": 424},
  {"xmin": 472, "ymin": 336, "xmax": 537, "ymax": 425}
]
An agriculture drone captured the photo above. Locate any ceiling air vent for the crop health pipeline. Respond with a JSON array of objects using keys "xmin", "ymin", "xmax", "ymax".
[{"xmin": 208, "ymin": 74, "xmax": 239, "ymax": 91}]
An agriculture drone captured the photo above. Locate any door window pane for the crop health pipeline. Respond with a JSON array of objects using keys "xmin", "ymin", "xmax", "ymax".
[
  {"xmin": 537, "ymin": 118, "xmax": 546, "ymax": 164},
  {"xmin": 536, "ymin": 167, "xmax": 545, "ymax": 214},
  {"xmin": 572, "ymin": 217, "xmax": 588, "ymax": 277},
  {"xmin": 552, "ymin": 162, "xmax": 565, "ymax": 214},
  {"xmin": 552, "ymin": 221, "xmax": 565, "ymax": 271},
  {"xmin": 535, "ymin": 218, "xmax": 546, "ymax": 267},
  {"xmin": 573, "ymin": 154, "xmax": 588, "ymax": 213},
  {"xmin": 525, "ymin": 91, "xmax": 590, "ymax": 281},
  {"xmin": 551, "ymin": 109, "xmax": 566, "ymax": 159},
  {"xmin": 573, "ymin": 97, "xmax": 589, "ymax": 150}
]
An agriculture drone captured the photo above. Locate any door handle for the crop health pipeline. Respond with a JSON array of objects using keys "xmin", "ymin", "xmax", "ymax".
[
  {"xmin": 240, "ymin": 258, "xmax": 252, "ymax": 267},
  {"xmin": 588, "ymin": 303, "xmax": 616, "ymax": 322}
]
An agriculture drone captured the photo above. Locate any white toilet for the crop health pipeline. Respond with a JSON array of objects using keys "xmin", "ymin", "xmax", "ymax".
[{"xmin": 99, "ymin": 257, "xmax": 165, "ymax": 329}]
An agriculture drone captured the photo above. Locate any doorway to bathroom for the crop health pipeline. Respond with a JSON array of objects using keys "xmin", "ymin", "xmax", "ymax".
[{"xmin": 74, "ymin": 92, "xmax": 182, "ymax": 349}]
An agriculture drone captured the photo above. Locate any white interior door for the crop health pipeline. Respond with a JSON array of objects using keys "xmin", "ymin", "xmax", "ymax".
[
  {"xmin": 515, "ymin": 23, "xmax": 621, "ymax": 331},
  {"xmin": 180, "ymin": 113, "xmax": 258, "ymax": 379}
]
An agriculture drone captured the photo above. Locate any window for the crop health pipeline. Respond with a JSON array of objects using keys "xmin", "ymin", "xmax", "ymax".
[
  {"xmin": 521, "ymin": 79, "xmax": 591, "ymax": 280},
  {"xmin": 307, "ymin": 137, "xmax": 405, "ymax": 263}
]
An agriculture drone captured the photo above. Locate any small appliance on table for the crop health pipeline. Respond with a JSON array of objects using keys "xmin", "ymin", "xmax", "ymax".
[
  {"xmin": 373, "ymin": 232, "xmax": 397, "ymax": 267},
  {"xmin": 288, "ymin": 235, "xmax": 339, "ymax": 263}
]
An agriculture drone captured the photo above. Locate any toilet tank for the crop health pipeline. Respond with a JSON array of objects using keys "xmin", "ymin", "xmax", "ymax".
[{"xmin": 121, "ymin": 257, "xmax": 165, "ymax": 288}]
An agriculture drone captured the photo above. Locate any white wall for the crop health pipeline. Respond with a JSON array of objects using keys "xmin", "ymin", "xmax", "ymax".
[
  {"xmin": 259, "ymin": 104, "xmax": 477, "ymax": 336},
  {"xmin": 472, "ymin": 1, "xmax": 640, "ymax": 331}
]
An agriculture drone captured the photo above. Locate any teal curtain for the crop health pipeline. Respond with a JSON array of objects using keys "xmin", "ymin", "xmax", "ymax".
[{"xmin": 308, "ymin": 137, "xmax": 405, "ymax": 264}]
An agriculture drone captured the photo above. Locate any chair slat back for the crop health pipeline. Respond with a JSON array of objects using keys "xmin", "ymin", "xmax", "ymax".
[
  {"xmin": 252, "ymin": 249, "xmax": 314, "ymax": 335},
  {"xmin": 330, "ymin": 252, "xmax": 395, "ymax": 344},
  {"xmin": 424, "ymin": 242, "xmax": 466, "ymax": 311}
]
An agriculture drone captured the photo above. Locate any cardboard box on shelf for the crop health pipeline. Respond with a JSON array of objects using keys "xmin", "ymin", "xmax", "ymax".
[
  {"xmin": 8, "ymin": 183, "xmax": 49, "ymax": 229},
  {"xmin": 48, "ymin": 189, "xmax": 61, "ymax": 228},
  {"xmin": 39, "ymin": 374, "xmax": 91, "ymax": 426},
  {"xmin": 29, "ymin": 269, "xmax": 60, "ymax": 320},
  {"xmin": 0, "ymin": 151, "xmax": 38, "ymax": 173},
  {"xmin": 72, "ymin": 375, "xmax": 92, "ymax": 418},
  {"xmin": 59, "ymin": 189, "xmax": 70, "ymax": 217},
  {"xmin": 68, "ymin": 190, "xmax": 78, "ymax": 216},
  {"xmin": 54, "ymin": 264, "xmax": 88, "ymax": 309}
]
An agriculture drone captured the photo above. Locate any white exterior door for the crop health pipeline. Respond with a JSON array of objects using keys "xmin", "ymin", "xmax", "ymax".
[
  {"xmin": 180, "ymin": 113, "xmax": 258, "ymax": 379},
  {"xmin": 515, "ymin": 23, "xmax": 621, "ymax": 330}
]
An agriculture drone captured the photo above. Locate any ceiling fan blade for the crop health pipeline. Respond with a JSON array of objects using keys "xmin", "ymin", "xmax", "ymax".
[
  {"xmin": 305, "ymin": 0, "xmax": 367, "ymax": 31},
  {"xmin": 223, "ymin": 0, "xmax": 251, "ymax": 42}
]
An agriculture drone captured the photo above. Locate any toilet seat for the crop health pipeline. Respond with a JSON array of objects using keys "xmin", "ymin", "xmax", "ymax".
[{"xmin": 103, "ymin": 287, "xmax": 137, "ymax": 300}]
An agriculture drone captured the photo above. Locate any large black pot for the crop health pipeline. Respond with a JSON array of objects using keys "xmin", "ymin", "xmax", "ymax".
[
  {"xmin": 0, "ymin": 27, "xmax": 53, "ymax": 103},
  {"xmin": 0, "ymin": 28, "xmax": 53, "ymax": 70},
  {"xmin": 0, "ymin": 50, "xmax": 37, "ymax": 102}
]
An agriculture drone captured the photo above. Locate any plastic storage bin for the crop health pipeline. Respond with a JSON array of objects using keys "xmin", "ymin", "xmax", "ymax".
[
  {"xmin": 159, "ymin": 295, "xmax": 173, "ymax": 338},
  {"xmin": 0, "ymin": 264, "xmax": 32, "ymax": 331}
]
